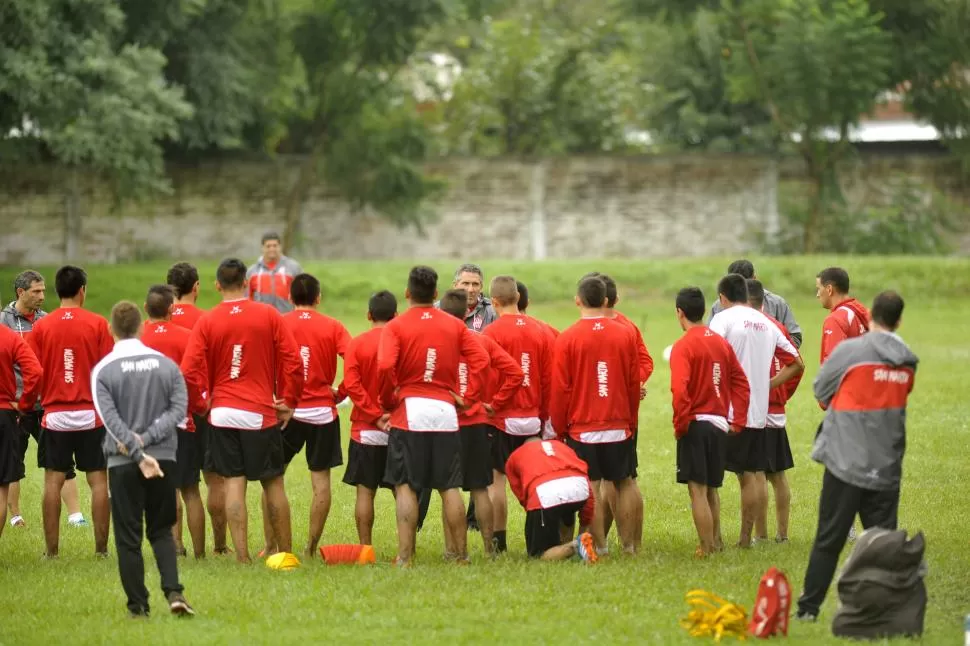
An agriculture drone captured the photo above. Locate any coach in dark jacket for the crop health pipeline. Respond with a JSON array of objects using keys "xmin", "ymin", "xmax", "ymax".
[
  {"xmin": 796, "ymin": 291, "xmax": 918, "ymax": 622},
  {"xmin": 92, "ymin": 301, "xmax": 195, "ymax": 618}
]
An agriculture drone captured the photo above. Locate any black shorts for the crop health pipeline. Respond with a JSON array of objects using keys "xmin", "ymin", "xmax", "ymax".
[
  {"xmin": 210, "ymin": 425, "xmax": 285, "ymax": 481},
  {"xmin": 764, "ymin": 427, "xmax": 795, "ymax": 474},
  {"xmin": 18, "ymin": 411, "xmax": 76, "ymax": 479},
  {"xmin": 44, "ymin": 427, "xmax": 107, "ymax": 473},
  {"xmin": 565, "ymin": 436, "xmax": 635, "ymax": 483},
  {"xmin": 631, "ymin": 430, "xmax": 639, "ymax": 479},
  {"xmin": 172, "ymin": 429, "xmax": 202, "ymax": 489},
  {"xmin": 384, "ymin": 429, "xmax": 462, "ymax": 492},
  {"xmin": 0, "ymin": 411, "xmax": 26, "ymax": 485},
  {"xmin": 195, "ymin": 414, "xmax": 216, "ymax": 474},
  {"xmin": 492, "ymin": 431, "xmax": 535, "ymax": 475},
  {"xmin": 525, "ymin": 501, "xmax": 585, "ymax": 557},
  {"xmin": 460, "ymin": 424, "xmax": 494, "ymax": 491},
  {"xmin": 342, "ymin": 441, "xmax": 390, "ymax": 491},
  {"xmin": 676, "ymin": 421, "xmax": 727, "ymax": 488},
  {"xmin": 282, "ymin": 418, "xmax": 343, "ymax": 472},
  {"xmin": 725, "ymin": 427, "xmax": 767, "ymax": 474}
]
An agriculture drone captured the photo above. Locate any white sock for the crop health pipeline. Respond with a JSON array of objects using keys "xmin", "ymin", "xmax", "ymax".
[
  {"xmin": 68, "ymin": 512, "xmax": 84, "ymax": 522},
  {"xmin": 9, "ymin": 515, "xmax": 23, "ymax": 526}
]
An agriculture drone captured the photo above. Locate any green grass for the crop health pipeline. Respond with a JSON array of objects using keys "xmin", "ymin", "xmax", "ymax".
[{"xmin": 1, "ymin": 258, "xmax": 968, "ymax": 645}]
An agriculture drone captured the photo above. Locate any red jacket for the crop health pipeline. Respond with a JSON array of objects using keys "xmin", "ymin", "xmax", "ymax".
[
  {"xmin": 181, "ymin": 299, "xmax": 304, "ymax": 430},
  {"xmin": 612, "ymin": 310, "xmax": 655, "ymax": 384},
  {"xmin": 483, "ymin": 314, "xmax": 553, "ymax": 426},
  {"xmin": 282, "ymin": 310, "xmax": 351, "ymax": 414},
  {"xmin": 377, "ymin": 306, "xmax": 489, "ymax": 431},
  {"xmin": 767, "ymin": 315, "xmax": 802, "ymax": 425},
  {"xmin": 140, "ymin": 321, "xmax": 206, "ymax": 429},
  {"xmin": 0, "ymin": 325, "xmax": 42, "ymax": 412},
  {"xmin": 458, "ymin": 334, "xmax": 523, "ymax": 426},
  {"xmin": 505, "ymin": 439, "xmax": 595, "ymax": 526},
  {"xmin": 170, "ymin": 303, "xmax": 205, "ymax": 330},
  {"xmin": 669, "ymin": 326, "xmax": 750, "ymax": 439},
  {"xmin": 550, "ymin": 317, "xmax": 640, "ymax": 442},
  {"xmin": 343, "ymin": 327, "xmax": 387, "ymax": 442},
  {"xmin": 821, "ymin": 298, "xmax": 870, "ymax": 364},
  {"xmin": 28, "ymin": 307, "xmax": 113, "ymax": 422}
]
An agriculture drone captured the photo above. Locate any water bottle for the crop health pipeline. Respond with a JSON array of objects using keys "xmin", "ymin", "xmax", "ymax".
[{"xmin": 964, "ymin": 614, "xmax": 970, "ymax": 646}]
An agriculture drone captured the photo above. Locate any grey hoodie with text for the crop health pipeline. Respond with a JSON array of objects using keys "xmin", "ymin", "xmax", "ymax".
[
  {"xmin": 92, "ymin": 339, "xmax": 187, "ymax": 469},
  {"xmin": 812, "ymin": 331, "xmax": 918, "ymax": 491}
]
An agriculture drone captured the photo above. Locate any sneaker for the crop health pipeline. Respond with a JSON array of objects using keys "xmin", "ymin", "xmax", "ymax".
[
  {"xmin": 795, "ymin": 610, "xmax": 817, "ymax": 623},
  {"xmin": 95, "ymin": 551, "xmax": 109, "ymax": 560},
  {"xmin": 175, "ymin": 547, "xmax": 188, "ymax": 558},
  {"xmin": 167, "ymin": 592, "xmax": 195, "ymax": 617},
  {"xmin": 68, "ymin": 514, "xmax": 88, "ymax": 528},
  {"xmin": 576, "ymin": 532, "xmax": 598, "ymax": 564},
  {"xmin": 9, "ymin": 515, "xmax": 25, "ymax": 528}
]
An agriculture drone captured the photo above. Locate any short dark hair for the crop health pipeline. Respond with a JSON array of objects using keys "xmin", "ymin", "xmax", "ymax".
[
  {"xmin": 261, "ymin": 231, "xmax": 281, "ymax": 245},
  {"xmin": 490, "ymin": 276, "xmax": 519, "ymax": 307},
  {"xmin": 516, "ymin": 281, "xmax": 529, "ymax": 312},
  {"xmin": 582, "ymin": 272, "xmax": 618, "ymax": 308},
  {"xmin": 871, "ymin": 290, "xmax": 904, "ymax": 329},
  {"xmin": 817, "ymin": 267, "xmax": 850, "ymax": 295},
  {"xmin": 746, "ymin": 279, "xmax": 765, "ymax": 310},
  {"xmin": 290, "ymin": 273, "xmax": 320, "ymax": 307},
  {"xmin": 577, "ymin": 276, "xmax": 607, "ymax": 308},
  {"xmin": 439, "ymin": 289, "xmax": 467, "ymax": 319},
  {"xmin": 14, "ymin": 270, "xmax": 44, "ymax": 296},
  {"xmin": 676, "ymin": 287, "xmax": 705, "ymax": 323},
  {"xmin": 55, "ymin": 265, "xmax": 87, "ymax": 300},
  {"xmin": 145, "ymin": 284, "xmax": 174, "ymax": 320},
  {"xmin": 216, "ymin": 258, "xmax": 248, "ymax": 290},
  {"xmin": 368, "ymin": 290, "xmax": 397, "ymax": 323},
  {"xmin": 727, "ymin": 260, "xmax": 755, "ymax": 279},
  {"xmin": 110, "ymin": 301, "xmax": 142, "ymax": 340},
  {"xmin": 407, "ymin": 265, "xmax": 438, "ymax": 304},
  {"xmin": 717, "ymin": 273, "xmax": 748, "ymax": 305},
  {"xmin": 166, "ymin": 262, "xmax": 199, "ymax": 299}
]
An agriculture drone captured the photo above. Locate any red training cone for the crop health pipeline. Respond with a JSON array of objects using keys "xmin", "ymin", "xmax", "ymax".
[{"xmin": 320, "ymin": 544, "xmax": 376, "ymax": 565}]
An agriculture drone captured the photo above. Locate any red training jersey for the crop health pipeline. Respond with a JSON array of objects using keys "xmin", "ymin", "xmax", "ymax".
[
  {"xmin": 458, "ymin": 334, "xmax": 523, "ymax": 427},
  {"xmin": 767, "ymin": 315, "xmax": 803, "ymax": 427},
  {"xmin": 141, "ymin": 321, "xmax": 206, "ymax": 429},
  {"xmin": 181, "ymin": 299, "xmax": 303, "ymax": 431},
  {"xmin": 820, "ymin": 298, "xmax": 870, "ymax": 365},
  {"xmin": 612, "ymin": 310, "xmax": 655, "ymax": 384},
  {"xmin": 483, "ymin": 314, "xmax": 553, "ymax": 430},
  {"xmin": 170, "ymin": 303, "xmax": 205, "ymax": 330},
  {"xmin": 550, "ymin": 317, "xmax": 640, "ymax": 442},
  {"xmin": 0, "ymin": 326, "xmax": 42, "ymax": 412},
  {"xmin": 669, "ymin": 326, "xmax": 750, "ymax": 439},
  {"xmin": 377, "ymin": 306, "xmax": 489, "ymax": 431},
  {"xmin": 505, "ymin": 439, "xmax": 595, "ymax": 527},
  {"xmin": 28, "ymin": 307, "xmax": 113, "ymax": 430},
  {"xmin": 343, "ymin": 327, "xmax": 388, "ymax": 444},
  {"xmin": 282, "ymin": 309, "xmax": 351, "ymax": 424}
]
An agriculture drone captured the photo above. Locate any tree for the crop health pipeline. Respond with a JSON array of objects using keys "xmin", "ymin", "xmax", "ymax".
[{"xmin": 0, "ymin": 0, "xmax": 192, "ymax": 260}]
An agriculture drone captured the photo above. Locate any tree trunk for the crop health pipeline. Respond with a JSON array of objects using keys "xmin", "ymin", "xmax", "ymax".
[
  {"xmin": 803, "ymin": 152, "xmax": 824, "ymax": 254},
  {"xmin": 64, "ymin": 167, "xmax": 82, "ymax": 262},
  {"xmin": 281, "ymin": 155, "xmax": 318, "ymax": 254}
]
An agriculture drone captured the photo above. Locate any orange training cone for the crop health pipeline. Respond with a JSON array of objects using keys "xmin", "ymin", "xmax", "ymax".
[{"xmin": 320, "ymin": 544, "xmax": 376, "ymax": 565}]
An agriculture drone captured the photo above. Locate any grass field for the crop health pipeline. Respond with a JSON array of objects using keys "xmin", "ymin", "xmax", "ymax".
[{"xmin": 1, "ymin": 257, "xmax": 968, "ymax": 645}]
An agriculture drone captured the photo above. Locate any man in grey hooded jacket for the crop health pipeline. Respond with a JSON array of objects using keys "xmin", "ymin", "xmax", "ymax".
[
  {"xmin": 92, "ymin": 301, "xmax": 194, "ymax": 618},
  {"xmin": 796, "ymin": 290, "xmax": 918, "ymax": 621}
]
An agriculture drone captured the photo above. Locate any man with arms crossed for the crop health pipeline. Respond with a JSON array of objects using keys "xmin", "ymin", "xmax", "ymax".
[
  {"xmin": 28, "ymin": 265, "xmax": 114, "ymax": 557},
  {"xmin": 93, "ymin": 301, "xmax": 194, "ymax": 617},
  {"xmin": 2, "ymin": 270, "xmax": 86, "ymax": 529},
  {"xmin": 181, "ymin": 258, "xmax": 304, "ymax": 564},
  {"xmin": 378, "ymin": 266, "xmax": 489, "ymax": 566},
  {"xmin": 796, "ymin": 292, "xmax": 916, "ymax": 622},
  {"xmin": 709, "ymin": 274, "xmax": 803, "ymax": 548},
  {"xmin": 669, "ymin": 287, "xmax": 750, "ymax": 557}
]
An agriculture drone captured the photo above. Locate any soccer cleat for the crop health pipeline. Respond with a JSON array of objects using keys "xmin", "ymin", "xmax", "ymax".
[
  {"xmin": 576, "ymin": 532, "xmax": 598, "ymax": 564},
  {"xmin": 68, "ymin": 515, "xmax": 88, "ymax": 528},
  {"xmin": 795, "ymin": 610, "xmax": 817, "ymax": 623},
  {"xmin": 167, "ymin": 592, "xmax": 195, "ymax": 617},
  {"xmin": 9, "ymin": 515, "xmax": 25, "ymax": 528}
]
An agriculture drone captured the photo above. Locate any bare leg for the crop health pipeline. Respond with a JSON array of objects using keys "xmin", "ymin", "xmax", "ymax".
[
  {"xmin": 442, "ymin": 505, "xmax": 456, "ymax": 556},
  {"xmin": 488, "ymin": 472, "xmax": 508, "ymax": 531},
  {"xmin": 180, "ymin": 484, "xmax": 206, "ymax": 558},
  {"xmin": 261, "ymin": 490, "xmax": 277, "ymax": 555},
  {"xmin": 394, "ymin": 485, "xmax": 418, "ymax": 563},
  {"xmin": 708, "ymin": 488, "xmax": 723, "ymax": 551},
  {"xmin": 42, "ymin": 470, "xmax": 65, "ymax": 556},
  {"xmin": 0, "ymin": 484, "xmax": 7, "ymax": 538},
  {"xmin": 86, "ymin": 470, "xmax": 110, "ymax": 555},
  {"xmin": 767, "ymin": 472, "xmax": 791, "ymax": 541},
  {"xmin": 440, "ymin": 488, "xmax": 467, "ymax": 558},
  {"xmin": 589, "ymin": 479, "xmax": 607, "ymax": 551},
  {"xmin": 472, "ymin": 489, "xmax": 495, "ymax": 555},
  {"xmin": 540, "ymin": 541, "xmax": 578, "ymax": 561},
  {"xmin": 225, "ymin": 476, "xmax": 251, "ymax": 563},
  {"xmin": 600, "ymin": 481, "xmax": 617, "ymax": 541},
  {"xmin": 62, "ymin": 477, "xmax": 81, "ymax": 516},
  {"xmin": 633, "ymin": 479, "xmax": 643, "ymax": 548},
  {"xmin": 7, "ymin": 481, "xmax": 20, "ymax": 519},
  {"xmin": 203, "ymin": 471, "xmax": 228, "ymax": 552},
  {"xmin": 306, "ymin": 470, "xmax": 332, "ymax": 556},
  {"xmin": 262, "ymin": 476, "xmax": 292, "ymax": 554},
  {"xmin": 173, "ymin": 495, "xmax": 185, "ymax": 553},
  {"xmin": 354, "ymin": 486, "xmax": 377, "ymax": 545},
  {"xmin": 687, "ymin": 481, "xmax": 714, "ymax": 554},
  {"xmin": 614, "ymin": 477, "xmax": 639, "ymax": 554},
  {"xmin": 755, "ymin": 476, "xmax": 769, "ymax": 540},
  {"xmin": 738, "ymin": 472, "xmax": 766, "ymax": 548}
]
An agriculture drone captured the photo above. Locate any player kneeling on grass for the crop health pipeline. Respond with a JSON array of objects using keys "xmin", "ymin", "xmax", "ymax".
[
  {"xmin": 669, "ymin": 288, "xmax": 750, "ymax": 557},
  {"xmin": 93, "ymin": 302, "xmax": 194, "ymax": 617},
  {"xmin": 342, "ymin": 291, "xmax": 398, "ymax": 545},
  {"xmin": 505, "ymin": 437, "xmax": 597, "ymax": 562}
]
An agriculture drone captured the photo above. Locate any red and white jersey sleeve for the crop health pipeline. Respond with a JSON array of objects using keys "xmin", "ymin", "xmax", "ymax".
[
  {"xmin": 767, "ymin": 315, "xmax": 803, "ymax": 428},
  {"xmin": 0, "ymin": 326, "xmax": 42, "ymax": 412},
  {"xmin": 820, "ymin": 298, "xmax": 870, "ymax": 365},
  {"xmin": 141, "ymin": 321, "xmax": 204, "ymax": 430}
]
